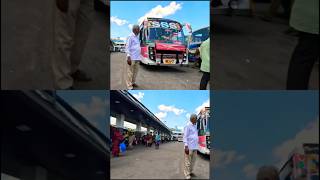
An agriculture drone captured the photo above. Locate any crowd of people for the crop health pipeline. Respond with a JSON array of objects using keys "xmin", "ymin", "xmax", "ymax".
[{"xmin": 111, "ymin": 126, "xmax": 171, "ymax": 157}]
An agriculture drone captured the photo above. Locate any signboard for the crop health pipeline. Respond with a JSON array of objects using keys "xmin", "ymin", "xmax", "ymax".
[{"xmin": 148, "ymin": 20, "xmax": 181, "ymax": 30}]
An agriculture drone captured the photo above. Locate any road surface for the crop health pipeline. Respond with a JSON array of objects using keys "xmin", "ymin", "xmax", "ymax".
[
  {"xmin": 111, "ymin": 142, "xmax": 210, "ymax": 179},
  {"xmin": 1, "ymin": 0, "xmax": 109, "ymax": 89},
  {"xmin": 212, "ymin": 13, "xmax": 319, "ymax": 90},
  {"xmin": 111, "ymin": 52, "xmax": 205, "ymax": 90}
]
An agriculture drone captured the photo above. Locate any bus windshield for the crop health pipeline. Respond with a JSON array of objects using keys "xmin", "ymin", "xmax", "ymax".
[
  {"xmin": 191, "ymin": 27, "xmax": 209, "ymax": 43},
  {"xmin": 143, "ymin": 19, "xmax": 185, "ymax": 45},
  {"xmin": 148, "ymin": 28, "xmax": 185, "ymax": 44}
]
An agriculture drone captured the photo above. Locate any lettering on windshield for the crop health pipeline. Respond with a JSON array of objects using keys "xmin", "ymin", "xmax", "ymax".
[{"xmin": 148, "ymin": 21, "xmax": 181, "ymax": 30}]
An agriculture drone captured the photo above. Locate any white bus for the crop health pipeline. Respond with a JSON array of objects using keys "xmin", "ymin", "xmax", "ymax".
[{"xmin": 171, "ymin": 131, "xmax": 183, "ymax": 141}]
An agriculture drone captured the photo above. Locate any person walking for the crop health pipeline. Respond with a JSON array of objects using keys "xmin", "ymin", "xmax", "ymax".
[
  {"xmin": 128, "ymin": 132, "xmax": 135, "ymax": 150},
  {"xmin": 125, "ymin": 25, "xmax": 141, "ymax": 90},
  {"xmin": 199, "ymin": 38, "xmax": 210, "ymax": 90},
  {"xmin": 53, "ymin": 0, "xmax": 93, "ymax": 89},
  {"xmin": 155, "ymin": 132, "xmax": 161, "ymax": 149},
  {"xmin": 183, "ymin": 114, "xmax": 199, "ymax": 179},
  {"xmin": 111, "ymin": 127, "xmax": 123, "ymax": 157},
  {"xmin": 286, "ymin": 0, "xmax": 319, "ymax": 89}
]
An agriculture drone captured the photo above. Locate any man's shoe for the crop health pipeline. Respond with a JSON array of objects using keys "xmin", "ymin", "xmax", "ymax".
[
  {"xmin": 71, "ymin": 70, "xmax": 92, "ymax": 82},
  {"xmin": 133, "ymin": 83, "xmax": 138, "ymax": 87},
  {"xmin": 190, "ymin": 173, "xmax": 196, "ymax": 177}
]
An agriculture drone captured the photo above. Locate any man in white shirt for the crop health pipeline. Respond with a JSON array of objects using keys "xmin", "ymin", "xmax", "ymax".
[
  {"xmin": 125, "ymin": 25, "xmax": 141, "ymax": 90},
  {"xmin": 183, "ymin": 114, "xmax": 199, "ymax": 179}
]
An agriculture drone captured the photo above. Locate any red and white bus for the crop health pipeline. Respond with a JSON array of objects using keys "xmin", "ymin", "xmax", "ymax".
[
  {"xmin": 139, "ymin": 17, "xmax": 188, "ymax": 66},
  {"xmin": 197, "ymin": 107, "xmax": 210, "ymax": 155}
]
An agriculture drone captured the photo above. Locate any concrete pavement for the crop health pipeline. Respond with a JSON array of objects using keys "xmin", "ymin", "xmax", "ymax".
[
  {"xmin": 111, "ymin": 142, "xmax": 210, "ymax": 179},
  {"xmin": 1, "ymin": 0, "xmax": 109, "ymax": 89},
  {"xmin": 212, "ymin": 14, "xmax": 319, "ymax": 89},
  {"xmin": 111, "ymin": 53, "xmax": 205, "ymax": 90}
]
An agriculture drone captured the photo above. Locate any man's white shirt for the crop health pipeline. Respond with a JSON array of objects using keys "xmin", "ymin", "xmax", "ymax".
[
  {"xmin": 126, "ymin": 33, "xmax": 141, "ymax": 60},
  {"xmin": 183, "ymin": 122, "xmax": 199, "ymax": 150}
]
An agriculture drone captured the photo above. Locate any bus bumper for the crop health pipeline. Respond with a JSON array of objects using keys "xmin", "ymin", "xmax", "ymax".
[
  {"xmin": 198, "ymin": 146, "xmax": 210, "ymax": 155},
  {"xmin": 141, "ymin": 57, "xmax": 188, "ymax": 66}
]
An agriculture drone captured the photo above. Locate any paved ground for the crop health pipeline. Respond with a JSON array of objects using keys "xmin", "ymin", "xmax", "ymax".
[
  {"xmin": 111, "ymin": 142, "xmax": 210, "ymax": 179},
  {"xmin": 1, "ymin": 0, "xmax": 109, "ymax": 89},
  {"xmin": 212, "ymin": 10, "xmax": 319, "ymax": 90},
  {"xmin": 110, "ymin": 53, "xmax": 205, "ymax": 90}
]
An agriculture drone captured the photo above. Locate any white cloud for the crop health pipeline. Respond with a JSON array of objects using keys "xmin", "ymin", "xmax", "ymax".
[
  {"xmin": 213, "ymin": 149, "xmax": 246, "ymax": 168},
  {"xmin": 195, "ymin": 99, "xmax": 210, "ymax": 114},
  {"xmin": 119, "ymin": 37, "xmax": 127, "ymax": 41},
  {"xmin": 243, "ymin": 163, "xmax": 258, "ymax": 178},
  {"xmin": 185, "ymin": 113, "xmax": 191, "ymax": 119},
  {"xmin": 158, "ymin": 104, "xmax": 186, "ymax": 115},
  {"xmin": 73, "ymin": 96, "xmax": 106, "ymax": 119},
  {"xmin": 128, "ymin": 24, "xmax": 133, "ymax": 30},
  {"xmin": 132, "ymin": 92, "xmax": 144, "ymax": 102},
  {"xmin": 272, "ymin": 118, "xmax": 319, "ymax": 168},
  {"xmin": 177, "ymin": 126, "xmax": 184, "ymax": 130},
  {"xmin": 137, "ymin": 1, "xmax": 182, "ymax": 24},
  {"xmin": 155, "ymin": 112, "xmax": 167, "ymax": 120},
  {"xmin": 111, "ymin": 16, "xmax": 128, "ymax": 26}
]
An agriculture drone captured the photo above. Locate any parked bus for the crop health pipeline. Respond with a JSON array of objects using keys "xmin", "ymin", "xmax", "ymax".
[
  {"xmin": 188, "ymin": 26, "xmax": 210, "ymax": 63},
  {"xmin": 111, "ymin": 39, "xmax": 126, "ymax": 52},
  {"xmin": 139, "ymin": 18, "xmax": 188, "ymax": 66},
  {"xmin": 177, "ymin": 133, "xmax": 184, "ymax": 142},
  {"xmin": 197, "ymin": 107, "xmax": 210, "ymax": 155},
  {"xmin": 171, "ymin": 131, "xmax": 183, "ymax": 141}
]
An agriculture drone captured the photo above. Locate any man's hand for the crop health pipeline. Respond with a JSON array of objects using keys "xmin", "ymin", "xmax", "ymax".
[
  {"xmin": 56, "ymin": 0, "xmax": 69, "ymax": 13},
  {"xmin": 127, "ymin": 56, "xmax": 132, "ymax": 65},
  {"xmin": 184, "ymin": 146, "xmax": 189, "ymax": 155}
]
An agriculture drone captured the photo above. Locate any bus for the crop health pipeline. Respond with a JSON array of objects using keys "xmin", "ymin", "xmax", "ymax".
[
  {"xmin": 177, "ymin": 133, "xmax": 184, "ymax": 142},
  {"xmin": 111, "ymin": 39, "xmax": 126, "ymax": 52},
  {"xmin": 188, "ymin": 27, "xmax": 210, "ymax": 63},
  {"xmin": 171, "ymin": 131, "xmax": 183, "ymax": 141},
  {"xmin": 139, "ymin": 18, "xmax": 188, "ymax": 66},
  {"xmin": 197, "ymin": 107, "xmax": 210, "ymax": 155}
]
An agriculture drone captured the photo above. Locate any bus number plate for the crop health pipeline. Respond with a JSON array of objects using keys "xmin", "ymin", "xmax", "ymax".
[{"xmin": 164, "ymin": 59, "xmax": 176, "ymax": 64}]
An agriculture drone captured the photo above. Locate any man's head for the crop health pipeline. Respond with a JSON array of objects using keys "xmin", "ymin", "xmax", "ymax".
[
  {"xmin": 190, "ymin": 114, "xmax": 197, "ymax": 125},
  {"xmin": 132, "ymin": 25, "xmax": 140, "ymax": 36},
  {"xmin": 256, "ymin": 166, "xmax": 279, "ymax": 180}
]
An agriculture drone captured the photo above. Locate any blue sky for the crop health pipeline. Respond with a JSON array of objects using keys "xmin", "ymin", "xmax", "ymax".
[
  {"xmin": 212, "ymin": 91, "xmax": 319, "ymax": 180},
  {"xmin": 110, "ymin": 1, "xmax": 209, "ymax": 40},
  {"xmin": 57, "ymin": 90, "xmax": 109, "ymax": 136},
  {"xmin": 129, "ymin": 90, "xmax": 209, "ymax": 130}
]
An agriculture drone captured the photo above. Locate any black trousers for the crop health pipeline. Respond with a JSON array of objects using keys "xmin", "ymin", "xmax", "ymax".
[
  {"xmin": 286, "ymin": 32, "xmax": 319, "ymax": 90},
  {"xmin": 200, "ymin": 72, "xmax": 210, "ymax": 90}
]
